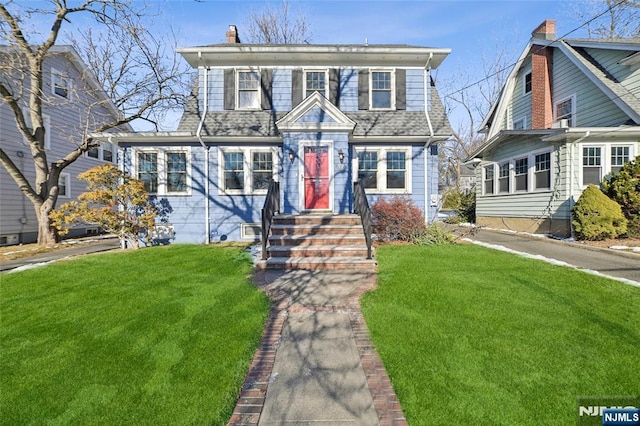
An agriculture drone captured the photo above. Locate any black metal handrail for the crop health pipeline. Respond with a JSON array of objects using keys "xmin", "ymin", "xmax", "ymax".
[
  {"xmin": 261, "ymin": 179, "xmax": 280, "ymax": 260},
  {"xmin": 353, "ymin": 180, "xmax": 373, "ymax": 259}
]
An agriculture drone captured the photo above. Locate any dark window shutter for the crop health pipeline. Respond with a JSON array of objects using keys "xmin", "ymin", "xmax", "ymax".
[
  {"xmin": 329, "ymin": 68, "xmax": 340, "ymax": 107},
  {"xmin": 291, "ymin": 69, "xmax": 303, "ymax": 108},
  {"xmin": 395, "ymin": 68, "xmax": 406, "ymax": 110},
  {"xmin": 224, "ymin": 69, "xmax": 235, "ymax": 110},
  {"xmin": 358, "ymin": 69, "xmax": 369, "ymax": 110},
  {"xmin": 261, "ymin": 69, "xmax": 273, "ymax": 110}
]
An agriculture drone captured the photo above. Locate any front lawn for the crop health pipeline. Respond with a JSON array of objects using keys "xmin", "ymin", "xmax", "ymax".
[
  {"xmin": 361, "ymin": 244, "xmax": 640, "ymax": 425},
  {"xmin": 1, "ymin": 245, "xmax": 269, "ymax": 425}
]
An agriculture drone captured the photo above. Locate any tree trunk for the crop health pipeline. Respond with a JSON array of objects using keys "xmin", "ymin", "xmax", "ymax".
[{"xmin": 35, "ymin": 198, "xmax": 59, "ymax": 246}]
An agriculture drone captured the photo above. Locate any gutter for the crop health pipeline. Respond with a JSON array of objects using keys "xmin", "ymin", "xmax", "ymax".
[
  {"xmin": 196, "ymin": 64, "xmax": 211, "ymax": 244},
  {"xmin": 424, "ymin": 53, "xmax": 434, "ymax": 224}
]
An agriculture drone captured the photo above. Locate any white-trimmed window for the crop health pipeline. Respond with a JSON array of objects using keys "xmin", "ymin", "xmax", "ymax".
[
  {"xmin": 513, "ymin": 117, "xmax": 526, "ymax": 130},
  {"xmin": 611, "ymin": 146, "xmax": 630, "ymax": 175},
  {"xmin": 220, "ymin": 147, "xmax": 276, "ymax": 195},
  {"xmin": 135, "ymin": 148, "xmax": 191, "ymax": 195},
  {"xmin": 137, "ymin": 152, "xmax": 158, "ymax": 193},
  {"xmin": 58, "ymin": 173, "xmax": 70, "ymax": 198},
  {"xmin": 51, "ymin": 68, "xmax": 70, "ymax": 99},
  {"xmin": 483, "ymin": 164, "xmax": 495, "ymax": 195},
  {"xmin": 87, "ymin": 143, "xmax": 115, "ymax": 162},
  {"xmin": 582, "ymin": 146, "xmax": 602, "ymax": 185},
  {"xmin": 534, "ymin": 152, "xmax": 551, "ymax": 190},
  {"xmin": 356, "ymin": 147, "xmax": 411, "ymax": 193},
  {"xmin": 305, "ymin": 70, "xmax": 327, "ymax": 98},
  {"xmin": 524, "ymin": 72, "xmax": 532, "ymax": 95},
  {"xmin": 514, "ymin": 157, "xmax": 528, "ymax": 191},
  {"xmin": 237, "ymin": 70, "xmax": 261, "ymax": 109},
  {"xmin": 498, "ymin": 162, "xmax": 510, "ymax": 193},
  {"xmin": 370, "ymin": 70, "xmax": 394, "ymax": 109},
  {"xmin": 555, "ymin": 95, "xmax": 575, "ymax": 127}
]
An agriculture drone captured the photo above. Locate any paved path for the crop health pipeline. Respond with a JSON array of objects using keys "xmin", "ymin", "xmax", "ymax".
[
  {"xmin": 228, "ymin": 269, "xmax": 406, "ymax": 426},
  {"xmin": 451, "ymin": 226, "xmax": 640, "ymax": 284},
  {"xmin": 0, "ymin": 237, "xmax": 121, "ymax": 273}
]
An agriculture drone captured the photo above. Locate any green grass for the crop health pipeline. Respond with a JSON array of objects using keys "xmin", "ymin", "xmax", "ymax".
[
  {"xmin": 361, "ymin": 244, "xmax": 640, "ymax": 426},
  {"xmin": 1, "ymin": 245, "xmax": 269, "ymax": 425}
]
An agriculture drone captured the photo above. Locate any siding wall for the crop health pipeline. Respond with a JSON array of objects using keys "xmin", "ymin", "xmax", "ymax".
[
  {"xmin": 1, "ymin": 53, "xmax": 121, "ymax": 243},
  {"xmin": 553, "ymin": 49, "xmax": 629, "ymax": 127},
  {"xmin": 507, "ymin": 58, "xmax": 532, "ymax": 129}
]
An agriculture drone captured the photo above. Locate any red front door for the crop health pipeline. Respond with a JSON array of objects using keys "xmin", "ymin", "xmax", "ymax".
[{"xmin": 303, "ymin": 146, "xmax": 330, "ymax": 210}]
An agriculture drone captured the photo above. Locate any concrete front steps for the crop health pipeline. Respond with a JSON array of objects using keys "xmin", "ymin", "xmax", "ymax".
[{"xmin": 258, "ymin": 214, "xmax": 376, "ymax": 271}]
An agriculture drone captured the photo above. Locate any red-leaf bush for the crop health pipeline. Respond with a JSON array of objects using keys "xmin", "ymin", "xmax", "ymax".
[{"xmin": 371, "ymin": 195, "xmax": 426, "ymax": 242}]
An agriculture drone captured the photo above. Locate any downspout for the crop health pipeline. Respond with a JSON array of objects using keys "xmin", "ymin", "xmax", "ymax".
[
  {"xmin": 196, "ymin": 63, "xmax": 211, "ymax": 244},
  {"xmin": 424, "ymin": 53, "xmax": 434, "ymax": 224},
  {"xmin": 568, "ymin": 130, "xmax": 590, "ymax": 238}
]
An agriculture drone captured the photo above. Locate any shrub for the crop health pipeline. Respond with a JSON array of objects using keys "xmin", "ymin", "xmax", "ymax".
[
  {"xmin": 442, "ymin": 189, "xmax": 476, "ymax": 223},
  {"xmin": 572, "ymin": 185, "xmax": 627, "ymax": 240},
  {"xmin": 602, "ymin": 155, "xmax": 640, "ymax": 237},
  {"xmin": 372, "ymin": 196, "xmax": 426, "ymax": 242},
  {"xmin": 416, "ymin": 223, "xmax": 455, "ymax": 245}
]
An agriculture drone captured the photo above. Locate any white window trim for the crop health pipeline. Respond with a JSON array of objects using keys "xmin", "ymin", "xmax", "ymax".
[
  {"xmin": 58, "ymin": 173, "xmax": 70, "ymax": 198},
  {"xmin": 523, "ymin": 71, "xmax": 532, "ymax": 96},
  {"xmin": 133, "ymin": 147, "xmax": 192, "ymax": 196},
  {"xmin": 236, "ymin": 69, "xmax": 262, "ymax": 110},
  {"xmin": 554, "ymin": 94, "xmax": 576, "ymax": 127},
  {"xmin": 369, "ymin": 69, "xmax": 396, "ymax": 110},
  {"xmin": 304, "ymin": 69, "xmax": 329, "ymax": 99},
  {"xmin": 480, "ymin": 148, "xmax": 555, "ymax": 197},
  {"xmin": 51, "ymin": 67, "xmax": 71, "ymax": 99},
  {"xmin": 579, "ymin": 143, "xmax": 636, "ymax": 187},
  {"xmin": 513, "ymin": 117, "xmax": 527, "ymax": 131},
  {"xmin": 218, "ymin": 147, "xmax": 278, "ymax": 195},
  {"xmin": 355, "ymin": 146, "xmax": 412, "ymax": 194},
  {"xmin": 86, "ymin": 142, "xmax": 116, "ymax": 162}
]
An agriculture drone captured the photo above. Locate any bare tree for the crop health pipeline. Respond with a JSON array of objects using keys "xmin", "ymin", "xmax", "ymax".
[
  {"xmin": 569, "ymin": 0, "xmax": 640, "ymax": 38},
  {"xmin": 244, "ymin": 0, "xmax": 312, "ymax": 44},
  {"xmin": 439, "ymin": 39, "xmax": 515, "ymax": 193},
  {"xmin": 0, "ymin": 1, "xmax": 189, "ymax": 245}
]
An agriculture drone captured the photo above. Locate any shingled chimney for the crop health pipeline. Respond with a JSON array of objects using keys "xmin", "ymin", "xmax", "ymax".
[
  {"xmin": 226, "ymin": 25, "xmax": 240, "ymax": 43},
  {"xmin": 530, "ymin": 20, "xmax": 555, "ymax": 129}
]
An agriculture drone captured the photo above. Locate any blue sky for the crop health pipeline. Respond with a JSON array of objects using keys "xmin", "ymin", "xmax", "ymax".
[{"xmin": 145, "ymin": 0, "xmax": 594, "ymax": 130}]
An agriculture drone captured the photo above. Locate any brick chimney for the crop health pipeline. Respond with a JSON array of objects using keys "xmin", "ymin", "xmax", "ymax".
[
  {"xmin": 530, "ymin": 20, "xmax": 555, "ymax": 129},
  {"xmin": 226, "ymin": 25, "xmax": 240, "ymax": 43},
  {"xmin": 532, "ymin": 19, "xmax": 556, "ymax": 40}
]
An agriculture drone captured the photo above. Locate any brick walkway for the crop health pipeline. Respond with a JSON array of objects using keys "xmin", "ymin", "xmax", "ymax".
[{"xmin": 228, "ymin": 270, "xmax": 407, "ymax": 426}]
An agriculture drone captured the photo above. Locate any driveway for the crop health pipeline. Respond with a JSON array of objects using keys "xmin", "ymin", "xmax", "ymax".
[{"xmin": 450, "ymin": 226, "xmax": 640, "ymax": 284}]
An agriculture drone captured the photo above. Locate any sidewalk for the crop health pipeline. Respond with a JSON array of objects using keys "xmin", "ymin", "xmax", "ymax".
[{"xmin": 228, "ymin": 269, "xmax": 406, "ymax": 426}]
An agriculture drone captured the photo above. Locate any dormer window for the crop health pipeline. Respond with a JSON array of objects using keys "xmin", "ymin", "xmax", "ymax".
[
  {"xmin": 371, "ymin": 70, "xmax": 394, "ymax": 109},
  {"xmin": 237, "ymin": 70, "xmax": 260, "ymax": 109},
  {"xmin": 305, "ymin": 70, "xmax": 327, "ymax": 98},
  {"xmin": 51, "ymin": 69, "xmax": 70, "ymax": 98}
]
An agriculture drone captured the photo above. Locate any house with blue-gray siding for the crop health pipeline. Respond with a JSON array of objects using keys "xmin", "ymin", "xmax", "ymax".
[
  {"xmin": 94, "ymin": 25, "xmax": 452, "ymax": 244},
  {"xmin": 468, "ymin": 20, "xmax": 640, "ymax": 237}
]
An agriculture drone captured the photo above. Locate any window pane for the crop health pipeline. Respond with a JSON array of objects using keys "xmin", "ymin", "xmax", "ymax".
[
  {"xmin": 556, "ymin": 98, "xmax": 573, "ymax": 126},
  {"xmin": 58, "ymin": 176, "xmax": 67, "ymax": 197},
  {"xmin": 138, "ymin": 152, "xmax": 158, "ymax": 193},
  {"xmin": 103, "ymin": 148, "xmax": 113, "ymax": 163},
  {"xmin": 386, "ymin": 151, "xmax": 406, "ymax": 189},
  {"xmin": 611, "ymin": 146, "xmax": 629, "ymax": 167},
  {"xmin": 252, "ymin": 152, "xmax": 273, "ymax": 191},
  {"xmin": 498, "ymin": 163, "xmax": 509, "ymax": 193},
  {"xmin": 524, "ymin": 72, "xmax": 532, "ymax": 94},
  {"xmin": 583, "ymin": 147, "xmax": 601, "ymax": 166},
  {"xmin": 238, "ymin": 71, "xmax": 260, "ymax": 108},
  {"xmin": 167, "ymin": 152, "xmax": 187, "ymax": 192},
  {"xmin": 484, "ymin": 165, "xmax": 494, "ymax": 195},
  {"xmin": 515, "ymin": 158, "xmax": 528, "ymax": 191},
  {"xmin": 357, "ymin": 151, "xmax": 378, "ymax": 189},
  {"xmin": 305, "ymin": 71, "xmax": 326, "ymax": 97},
  {"xmin": 239, "ymin": 91, "xmax": 259, "ymax": 109},
  {"xmin": 53, "ymin": 74, "xmax": 69, "ymax": 98},
  {"xmin": 224, "ymin": 152, "xmax": 244, "ymax": 190},
  {"xmin": 583, "ymin": 167, "xmax": 601, "ymax": 186},
  {"xmin": 88, "ymin": 147, "xmax": 99, "ymax": 158},
  {"xmin": 371, "ymin": 71, "xmax": 392, "ymax": 108}
]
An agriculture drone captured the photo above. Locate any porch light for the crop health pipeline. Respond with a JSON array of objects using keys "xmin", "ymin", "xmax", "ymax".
[
  {"xmin": 288, "ymin": 149, "xmax": 295, "ymax": 163},
  {"xmin": 338, "ymin": 149, "xmax": 344, "ymax": 164}
]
